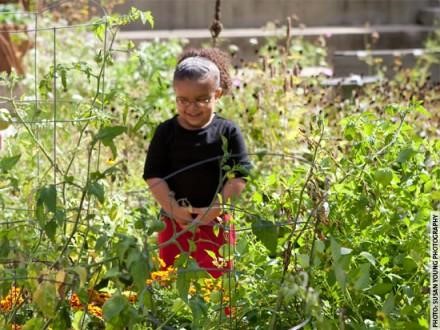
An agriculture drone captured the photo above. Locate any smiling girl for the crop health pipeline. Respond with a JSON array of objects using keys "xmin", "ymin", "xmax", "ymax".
[{"xmin": 142, "ymin": 48, "xmax": 252, "ymax": 279}]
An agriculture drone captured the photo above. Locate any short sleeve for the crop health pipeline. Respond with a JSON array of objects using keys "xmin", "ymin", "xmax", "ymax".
[
  {"xmin": 225, "ymin": 122, "xmax": 253, "ymax": 180},
  {"xmin": 142, "ymin": 123, "xmax": 169, "ymax": 180}
]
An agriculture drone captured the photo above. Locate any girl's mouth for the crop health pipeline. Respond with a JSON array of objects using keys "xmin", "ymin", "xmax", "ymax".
[{"xmin": 186, "ymin": 113, "xmax": 201, "ymax": 118}]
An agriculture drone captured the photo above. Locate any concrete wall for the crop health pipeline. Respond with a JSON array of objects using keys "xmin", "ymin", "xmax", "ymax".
[{"xmin": 115, "ymin": 0, "xmax": 432, "ymax": 30}]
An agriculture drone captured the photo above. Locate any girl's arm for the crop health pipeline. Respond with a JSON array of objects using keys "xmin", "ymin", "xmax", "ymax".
[
  {"xmin": 146, "ymin": 178, "xmax": 193, "ymax": 227},
  {"xmin": 221, "ymin": 177, "xmax": 247, "ymax": 204}
]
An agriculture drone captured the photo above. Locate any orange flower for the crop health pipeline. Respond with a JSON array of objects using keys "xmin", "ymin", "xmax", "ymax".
[
  {"xmin": 69, "ymin": 293, "xmax": 103, "ymax": 319},
  {"xmin": 69, "ymin": 293, "xmax": 82, "ymax": 309},
  {"xmin": 122, "ymin": 291, "xmax": 137, "ymax": 303},
  {"xmin": 87, "ymin": 304, "xmax": 103, "ymax": 319},
  {"xmin": 188, "ymin": 285, "xmax": 197, "ymax": 296},
  {"xmin": 69, "ymin": 289, "xmax": 111, "ymax": 309},
  {"xmin": 87, "ymin": 289, "xmax": 111, "ymax": 306},
  {"xmin": 200, "ymin": 278, "xmax": 225, "ymax": 302},
  {"xmin": 152, "ymin": 256, "xmax": 167, "ymax": 268},
  {"xmin": 146, "ymin": 266, "xmax": 176, "ymax": 287},
  {"xmin": 186, "ymin": 278, "xmax": 231, "ymax": 303},
  {"xmin": 0, "ymin": 286, "xmax": 24, "ymax": 312}
]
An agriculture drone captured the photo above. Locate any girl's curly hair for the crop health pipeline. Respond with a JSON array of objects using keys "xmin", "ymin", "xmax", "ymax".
[{"xmin": 176, "ymin": 47, "xmax": 232, "ymax": 94}]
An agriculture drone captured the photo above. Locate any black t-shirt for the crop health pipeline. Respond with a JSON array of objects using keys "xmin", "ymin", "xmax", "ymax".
[{"xmin": 142, "ymin": 113, "xmax": 252, "ymax": 208}]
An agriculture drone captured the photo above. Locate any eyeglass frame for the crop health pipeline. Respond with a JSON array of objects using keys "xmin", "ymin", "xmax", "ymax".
[{"xmin": 175, "ymin": 93, "xmax": 217, "ymax": 108}]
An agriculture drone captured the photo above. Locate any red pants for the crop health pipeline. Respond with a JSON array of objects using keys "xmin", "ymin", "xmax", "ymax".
[{"xmin": 157, "ymin": 213, "xmax": 236, "ymax": 278}]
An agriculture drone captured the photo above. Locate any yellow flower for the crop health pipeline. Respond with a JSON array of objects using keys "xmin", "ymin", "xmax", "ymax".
[{"xmin": 106, "ymin": 158, "xmax": 116, "ymax": 165}]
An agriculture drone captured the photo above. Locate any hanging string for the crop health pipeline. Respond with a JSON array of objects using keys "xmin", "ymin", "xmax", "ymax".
[{"xmin": 210, "ymin": 0, "xmax": 223, "ymax": 47}]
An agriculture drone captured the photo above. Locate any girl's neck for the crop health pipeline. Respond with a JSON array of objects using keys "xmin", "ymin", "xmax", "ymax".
[{"xmin": 176, "ymin": 112, "xmax": 215, "ymax": 131}]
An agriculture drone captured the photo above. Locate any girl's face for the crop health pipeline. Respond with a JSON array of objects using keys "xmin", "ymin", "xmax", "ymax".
[{"xmin": 173, "ymin": 78, "xmax": 222, "ymax": 130}]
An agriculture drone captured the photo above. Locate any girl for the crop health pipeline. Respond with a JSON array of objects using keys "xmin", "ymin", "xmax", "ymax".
[{"xmin": 143, "ymin": 48, "xmax": 252, "ymax": 279}]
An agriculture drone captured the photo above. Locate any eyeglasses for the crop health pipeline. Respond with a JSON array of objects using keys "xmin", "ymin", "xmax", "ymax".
[{"xmin": 175, "ymin": 95, "xmax": 214, "ymax": 108}]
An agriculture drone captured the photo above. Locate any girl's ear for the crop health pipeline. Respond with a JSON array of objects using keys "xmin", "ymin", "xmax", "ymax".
[{"xmin": 215, "ymin": 87, "xmax": 223, "ymax": 99}]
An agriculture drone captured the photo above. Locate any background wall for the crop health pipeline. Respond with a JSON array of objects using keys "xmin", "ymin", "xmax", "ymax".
[{"xmin": 115, "ymin": 0, "xmax": 433, "ymax": 30}]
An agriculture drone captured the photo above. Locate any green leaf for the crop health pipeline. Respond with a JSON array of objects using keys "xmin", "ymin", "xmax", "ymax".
[
  {"xmin": 94, "ymin": 22, "xmax": 106, "ymax": 41},
  {"xmin": 298, "ymin": 254, "xmax": 310, "ymax": 268},
  {"xmin": 236, "ymin": 237, "xmax": 248, "ymax": 255},
  {"xmin": 73, "ymin": 266, "xmax": 87, "ymax": 288},
  {"xmin": 148, "ymin": 219, "xmax": 165, "ymax": 234},
  {"xmin": 382, "ymin": 292, "xmax": 395, "ymax": 314},
  {"xmin": 189, "ymin": 296, "xmax": 208, "ymax": 327},
  {"xmin": 23, "ymin": 317, "xmax": 45, "ymax": 330},
  {"xmin": 52, "ymin": 302, "xmax": 71, "ymax": 329},
  {"xmin": 0, "ymin": 237, "xmax": 10, "ymax": 258},
  {"xmin": 374, "ymin": 168, "xmax": 393, "ymax": 186},
  {"xmin": 204, "ymin": 249, "xmax": 217, "ymax": 260},
  {"xmin": 44, "ymin": 219, "xmax": 57, "ymax": 241},
  {"xmin": 221, "ymin": 272, "xmax": 236, "ymax": 291},
  {"xmin": 39, "ymin": 78, "xmax": 52, "ymax": 96},
  {"xmin": 0, "ymin": 154, "xmax": 20, "ymax": 172},
  {"xmin": 218, "ymin": 244, "xmax": 231, "ymax": 258},
  {"xmin": 174, "ymin": 253, "xmax": 188, "ymax": 268},
  {"xmin": 35, "ymin": 203, "xmax": 45, "ymax": 226},
  {"xmin": 212, "ymin": 224, "xmax": 220, "ymax": 238},
  {"xmin": 131, "ymin": 258, "xmax": 148, "ymax": 291},
  {"xmin": 397, "ymin": 147, "xmax": 416, "ymax": 163},
  {"xmin": 252, "ymin": 218, "xmax": 278, "ymax": 255},
  {"xmin": 60, "ymin": 68, "xmax": 67, "ymax": 92},
  {"xmin": 432, "ymin": 191, "xmax": 440, "ymax": 201},
  {"xmin": 360, "ymin": 251, "xmax": 376, "ymax": 266},
  {"xmin": 330, "ymin": 237, "xmax": 348, "ymax": 290},
  {"xmin": 402, "ymin": 256, "xmax": 418, "ymax": 272},
  {"xmin": 188, "ymin": 239, "xmax": 196, "ymax": 253},
  {"xmin": 93, "ymin": 126, "xmax": 126, "ymax": 159},
  {"xmin": 139, "ymin": 10, "xmax": 154, "ymax": 28},
  {"xmin": 340, "ymin": 247, "xmax": 352, "ymax": 255},
  {"xmin": 333, "ymin": 263, "xmax": 346, "ymax": 290},
  {"xmin": 103, "ymin": 267, "xmax": 120, "ymax": 279},
  {"xmin": 418, "ymin": 316, "xmax": 429, "ymax": 328},
  {"xmin": 32, "ymin": 282, "xmax": 58, "ymax": 318},
  {"xmin": 354, "ymin": 263, "xmax": 370, "ymax": 290},
  {"xmin": 413, "ymin": 102, "xmax": 431, "ymax": 117},
  {"xmin": 330, "ymin": 237, "xmax": 341, "ymax": 260},
  {"xmin": 64, "ymin": 175, "xmax": 74, "ymax": 184},
  {"xmin": 314, "ymin": 239, "xmax": 325, "ymax": 254},
  {"xmin": 94, "ymin": 125, "xmax": 127, "ymax": 144},
  {"xmin": 103, "ymin": 294, "xmax": 128, "ymax": 321},
  {"xmin": 252, "ymin": 191, "xmax": 263, "ymax": 204},
  {"xmin": 37, "ymin": 184, "xmax": 57, "ymax": 213},
  {"xmin": 72, "ymin": 311, "xmax": 88, "ymax": 330},
  {"xmin": 87, "ymin": 182, "xmax": 105, "ymax": 204},
  {"xmin": 370, "ymin": 282, "xmax": 393, "ymax": 295},
  {"xmin": 176, "ymin": 269, "xmax": 190, "ymax": 303}
]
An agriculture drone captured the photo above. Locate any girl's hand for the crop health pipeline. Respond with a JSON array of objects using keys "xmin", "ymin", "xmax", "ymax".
[
  {"xmin": 192, "ymin": 205, "xmax": 222, "ymax": 226},
  {"xmin": 171, "ymin": 206, "xmax": 194, "ymax": 229}
]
